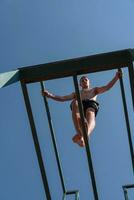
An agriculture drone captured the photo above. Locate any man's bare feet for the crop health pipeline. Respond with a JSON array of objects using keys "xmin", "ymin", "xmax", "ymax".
[
  {"xmin": 76, "ymin": 137, "xmax": 85, "ymax": 147},
  {"xmin": 72, "ymin": 134, "xmax": 85, "ymax": 147},
  {"xmin": 72, "ymin": 134, "xmax": 81, "ymax": 143}
]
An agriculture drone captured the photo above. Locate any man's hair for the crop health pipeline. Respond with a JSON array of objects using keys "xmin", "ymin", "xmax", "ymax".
[{"xmin": 79, "ymin": 76, "xmax": 88, "ymax": 82}]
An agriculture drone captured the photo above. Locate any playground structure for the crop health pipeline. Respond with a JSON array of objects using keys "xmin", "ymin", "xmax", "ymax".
[{"xmin": 0, "ymin": 49, "xmax": 134, "ymax": 200}]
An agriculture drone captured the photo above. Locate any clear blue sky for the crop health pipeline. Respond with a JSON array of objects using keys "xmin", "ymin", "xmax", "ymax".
[{"xmin": 0, "ymin": 0, "xmax": 134, "ymax": 200}]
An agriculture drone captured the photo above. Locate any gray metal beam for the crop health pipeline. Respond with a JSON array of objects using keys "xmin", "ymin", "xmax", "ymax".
[
  {"xmin": 1, "ymin": 49, "xmax": 134, "ymax": 87},
  {"xmin": 19, "ymin": 49, "xmax": 134, "ymax": 84}
]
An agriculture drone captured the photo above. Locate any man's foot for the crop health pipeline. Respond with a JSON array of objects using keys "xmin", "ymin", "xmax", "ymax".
[
  {"xmin": 72, "ymin": 134, "xmax": 81, "ymax": 143},
  {"xmin": 76, "ymin": 137, "xmax": 85, "ymax": 147},
  {"xmin": 72, "ymin": 134, "xmax": 85, "ymax": 147}
]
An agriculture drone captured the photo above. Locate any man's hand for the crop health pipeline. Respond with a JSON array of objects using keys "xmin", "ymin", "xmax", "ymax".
[
  {"xmin": 42, "ymin": 90, "xmax": 52, "ymax": 98},
  {"xmin": 116, "ymin": 71, "xmax": 123, "ymax": 79}
]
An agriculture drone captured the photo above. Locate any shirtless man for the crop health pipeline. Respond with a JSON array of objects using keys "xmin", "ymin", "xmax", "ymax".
[{"xmin": 42, "ymin": 71, "xmax": 122, "ymax": 147}]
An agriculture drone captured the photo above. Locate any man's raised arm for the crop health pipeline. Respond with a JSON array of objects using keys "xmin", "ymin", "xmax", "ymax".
[{"xmin": 95, "ymin": 71, "xmax": 122, "ymax": 95}]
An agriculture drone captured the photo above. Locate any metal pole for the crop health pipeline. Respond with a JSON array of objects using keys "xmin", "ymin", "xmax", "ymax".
[
  {"xmin": 40, "ymin": 82, "xmax": 66, "ymax": 194},
  {"xmin": 128, "ymin": 62, "xmax": 134, "ymax": 110},
  {"xmin": 64, "ymin": 190, "xmax": 80, "ymax": 200},
  {"xmin": 75, "ymin": 191, "xmax": 80, "ymax": 200},
  {"xmin": 118, "ymin": 69, "xmax": 134, "ymax": 173},
  {"xmin": 73, "ymin": 75, "xmax": 99, "ymax": 200},
  {"xmin": 123, "ymin": 187, "xmax": 129, "ymax": 200},
  {"xmin": 125, "ymin": 184, "xmax": 134, "ymax": 189},
  {"xmin": 62, "ymin": 193, "xmax": 66, "ymax": 200},
  {"xmin": 21, "ymin": 81, "xmax": 51, "ymax": 200}
]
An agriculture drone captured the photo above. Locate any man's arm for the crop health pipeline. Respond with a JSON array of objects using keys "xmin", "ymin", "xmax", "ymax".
[
  {"xmin": 42, "ymin": 90, "xmax": 75, "ymax": 102},
  {"xmin": 95, "ymin": 71, "xmax": 122, "ymax": 95}
]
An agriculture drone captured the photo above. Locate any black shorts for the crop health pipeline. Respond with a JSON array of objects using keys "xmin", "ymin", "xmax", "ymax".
[
  {"xmin": 82, "ymin": 99, "xmax": 99, "ymax": 117},
  {"xmin": 70, "ymin": 99, "xmax": 99, "ymax": 117}
]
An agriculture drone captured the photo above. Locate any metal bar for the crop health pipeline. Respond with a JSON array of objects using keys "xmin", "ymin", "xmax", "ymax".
[
  {"xmin": 75, "ymin": 191, "xmax": 80, "ymax": 200},
  {"xmin": 63, "ymin": 190, "xmax": 80, "ymax": 200},
  {"xmin": 40, "ymin": 81, "xmax": 66, "ymax": 193},
  {"xmin": 19, "ymin": 49, "xmax": 134, "ymax": 84},
  {"xmin": 73, "ymin": 75, "xmax": 99, "ymax": 200},
  {"xmin": 123, "ymin": 188, "xmax": 129, "ymax": 200},
  {"xmin": 1, "ymin": 49, "xmax": 134, "ymax": 86},
  {"xmin": 66, "ymin": 190, "xmax": 79, "ymax": 195},
  {"xmin": 20, "ymin": 81, "xmax": 51, "ymax": 200},
  {"xmin": 118, "ymin": 69, "xmax": 134, "ymax": 173},
  {"xmin": 123, "ymin": 184, "xmax": 134, "ymax": 189},
  {"xmin": 128, "ymin": 62, "xmax": 134, "ymax": 110},
  {"xmin": 62, "ymin": 193, "xmax": 66, "ymax": 200}
]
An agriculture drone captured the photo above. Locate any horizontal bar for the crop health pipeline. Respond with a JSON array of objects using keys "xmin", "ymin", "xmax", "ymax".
[
  {"xmin": 19, "ymin": 49, "xmax": 134, "ymax": 83},
  {"xmin": 66, "ymin": 190, "xmax": 79, "ymax": 195},
  {"xmin": 123, "ymin": 184, "xmax": 134, "ymax": 189},
  {"xmin": 63, "ymin": 190, "xmax": 80, "ymax": 200}
]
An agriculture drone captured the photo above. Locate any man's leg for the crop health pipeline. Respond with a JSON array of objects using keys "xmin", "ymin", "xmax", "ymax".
[
  {"xmin": 71, "ymin": 100, "xmax": 85, "ymax": 146},
  {"xmin": 71, "ymin": 100, "xmax": 82, "ymax": 136},
  {"xmin": 85, "ymin": 108, "xmax": 96, "ymax": 136},
  {"xmin": 74, "ymin": 108, "xmax": 96, "ymax": 147}
]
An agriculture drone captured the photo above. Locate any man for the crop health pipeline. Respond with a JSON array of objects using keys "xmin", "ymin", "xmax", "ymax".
[{"xmin": 42, "ymin": 71, "xmax": 122, "ymax": 147}]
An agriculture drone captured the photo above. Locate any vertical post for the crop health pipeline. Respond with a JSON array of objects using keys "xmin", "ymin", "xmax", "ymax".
[
  {"xmin": 75, "ymin": 191, "xmax": 80, "ymax": 200},
  {"xmin": 123, "ymin": 188, "xmax": 129, "ymax": 200},
  {"xmin": 73, "ymin": 76, "xmax": 99, "ymax": 200},
  {"xmin": 21, "ymin": 81, "xmax": 51, "ymax": 200},
  {"xmin": 128, "ymin": 62, "xmax": 134, "ymax": 110},
  {"xmin": 40, "ymin": 81, "xmax": 66, "ymax": 194},
  {"xmin": 62, "ymin": 193, "xmax": 66, "ymax": 200},
  {"xmin": 118, "ymin": 69, "xmax": 134, "ymax": 173}
]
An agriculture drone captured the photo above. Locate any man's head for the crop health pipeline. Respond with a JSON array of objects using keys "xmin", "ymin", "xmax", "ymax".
[{"xmin": 79, "ymin": 76, "xmax": 90, "ymax": 88}]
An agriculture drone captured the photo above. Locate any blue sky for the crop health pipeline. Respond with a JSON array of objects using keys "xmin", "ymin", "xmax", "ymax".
[{"xmin": 0, "ymin": 0, "xmax": 134, "ymax": 200}]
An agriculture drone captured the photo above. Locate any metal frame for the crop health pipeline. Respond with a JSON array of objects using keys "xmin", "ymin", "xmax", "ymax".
[
  {"xmin": 63, "ymin": 190, "xmax": 80, "ymax": 200},
  {"xmin": 21, "ymin": 80, "xmax": 80, "ymax": 200},
  {"xmin": 118, "ymin": 68, "xmax": 134, "ymax": 172},
  {"xmin": 1, "ymin": 48, "xmax": 134, "ymax": 200},
  {"xmin": 123, "ymin": 184, "xmax": 134, "ymax": 200},
  {"xmin": 21, "ymin": 81, "xmax": 51, "ymax": 200},
  {"xmin": 1, "ymin": 49, "xmax": 134, "ymax": 88}
]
